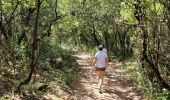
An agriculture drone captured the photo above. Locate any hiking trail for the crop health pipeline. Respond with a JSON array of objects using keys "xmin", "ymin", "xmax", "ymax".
[{"xmin": 67, "ymin": 53, "xmax": 145, "ymax": 100}]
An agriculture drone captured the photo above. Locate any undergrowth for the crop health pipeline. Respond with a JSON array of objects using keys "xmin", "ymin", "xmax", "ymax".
[
  {"xmin": 122, "ymin": 60, "xmax": 170, "ymax": 100},
  {"xmin": 0, "ymin": 41, "xmax": 79, "ymax": 99}
]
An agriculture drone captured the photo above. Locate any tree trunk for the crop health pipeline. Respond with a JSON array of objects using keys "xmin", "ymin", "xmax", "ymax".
[
  {"xmin": 92, "ymin": 23, "xmax": 100, "ymax": 45},
  {"xmin": 135, "ymin": 0, "xmax": 170, "ymax": 90},
  {"xmin": 16, "ymin": 0, "xmax": 42, "ymax": 92},
  {"xmin": 104, "ymin": 31, "xmax": 109, "ymax": 50},
  {"xmin": 140, "ymin": 20, "xmax": 170, "ymax": 90}
]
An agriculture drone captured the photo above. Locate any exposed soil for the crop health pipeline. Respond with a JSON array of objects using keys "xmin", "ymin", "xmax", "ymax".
[
  {"xmin": 0, "ymin": 53, "xmax": 146, "ymax": 100},
  {"xmin": 67, "ymin": 53, "xmax": 145, "ymax": 100}
]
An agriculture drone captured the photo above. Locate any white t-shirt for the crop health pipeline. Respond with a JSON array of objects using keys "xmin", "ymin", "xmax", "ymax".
[{"xmin": 95, "ymin": 51, "xmax": 107, "ymax": 68}]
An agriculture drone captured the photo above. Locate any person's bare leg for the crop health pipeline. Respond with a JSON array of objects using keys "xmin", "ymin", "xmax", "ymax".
[
  {"xmin": 96, "ymin": 71, "xmax": 100, "ymax": 89},
  {"xmin": 97, "ymin": 71, "xmax": 104, "ymax": 89},
  {"xmin": 98, "ymin": 77, "xmax": 102, "ymax": 89},
  {"xmin": 101, "ymin": 71, "xmax": 105, "ymax": 84},
  {"xmin": 96, "ymin": 71, "xmax": 99, "ymax": 83}
]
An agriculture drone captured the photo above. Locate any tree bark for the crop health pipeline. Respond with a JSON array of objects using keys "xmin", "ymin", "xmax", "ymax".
[
  {"xmin": 16, "ymin": 0, "xmax": 42, "ymax": 92},
  {"xmin": 92, "ymin": 23, "xmax": 100, "ymax": 45},
  {"xmin": 140, "ymin": 20, "xmax": 170, "ymax": 90},
  {"xmin": 104, "ymin": 31, "xmax": 109, "ymax": 50},
  {"xmin": 135, "ymin": 0, "xmax": 170, "ymax": 90}
]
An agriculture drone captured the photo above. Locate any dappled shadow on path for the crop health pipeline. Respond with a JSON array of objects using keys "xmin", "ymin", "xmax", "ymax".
[{"xmin": 67, "ymin": 53, "xmax": 145, "ymax": 100}]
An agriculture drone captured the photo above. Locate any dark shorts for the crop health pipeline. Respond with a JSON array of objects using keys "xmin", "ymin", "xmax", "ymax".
[{"xmin": 95, "ymin": 67, "xmax": 106, "ymax": 71}]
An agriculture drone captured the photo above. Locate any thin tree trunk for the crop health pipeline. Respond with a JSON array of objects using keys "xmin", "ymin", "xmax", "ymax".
[
  {"xmin": 140, "ymin": 20, "xmax": 170, "ymax": 90},
  {"xmin": 134, "ymin": 0, "xmax": 170, "ymax": 89},
  {"xmin": 16, "ymin": 0, "xmax": 42, "ymax": 92},
  {"xmin": 104, "ymin": 31, "xmax": 109, "ymax": 50},
  {"xmin": 92, "ymin": 23, "xmax": 100, "ymax": 45}
]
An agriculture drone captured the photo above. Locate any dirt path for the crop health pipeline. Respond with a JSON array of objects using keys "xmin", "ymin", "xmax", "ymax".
[{"xmin": 67, "ymin": 53, "xmax": 145, "ymax": 100}]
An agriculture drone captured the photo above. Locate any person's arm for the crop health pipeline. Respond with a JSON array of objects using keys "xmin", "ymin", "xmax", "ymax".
[
  {"xmin": 92, "ymin": 57, "xmax": 97, "ymax": 68},
  {"xmin": 105, "ymin": 55, "xmax": 109, "ymax": 68}
]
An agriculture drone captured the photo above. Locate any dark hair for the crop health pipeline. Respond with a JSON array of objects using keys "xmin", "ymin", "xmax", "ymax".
[{"xmin": 98, "ymin": 45, "xmax": 103, "ymax": 51}]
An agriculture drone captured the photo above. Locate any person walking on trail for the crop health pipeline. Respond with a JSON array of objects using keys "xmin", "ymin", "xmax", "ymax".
[{"xmin": 92, "ymin": 45, "xmax": 108, "ymax": 92}]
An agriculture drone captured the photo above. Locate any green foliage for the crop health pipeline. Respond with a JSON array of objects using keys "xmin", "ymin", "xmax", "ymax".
[
  {"xmin": 36, "ymin": 39, "xmax": 79, "ymax": 84},
  {"xmin": 0, "ymin": 0, "xmax": 170, "ymax": 99},
  {"xmin": 122, "ymin": 61, "xmax": 170, "ymax": 100}
]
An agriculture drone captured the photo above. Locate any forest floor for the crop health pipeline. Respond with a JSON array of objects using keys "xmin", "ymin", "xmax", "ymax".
[
  {"xmin": 66, "ymin": 53, "xmax": 146, "ymax": 100},
  {"xmin": 0, "ymin": 53, "xmax": 146, "ymax": 100}
]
